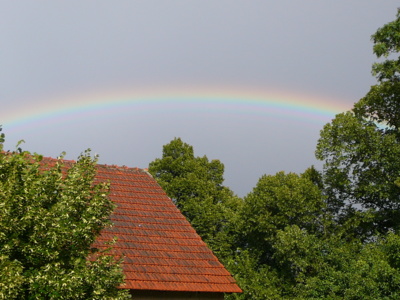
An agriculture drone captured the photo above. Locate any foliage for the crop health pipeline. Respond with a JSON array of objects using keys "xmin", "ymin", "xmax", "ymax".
[
  {"xmin": 148, "ymin": 138, "xmax": 241, "ymax": 258},
  {"xmin": 359, "ymin": 8, "xmax": 400, "ymax": 131},
  {"xmin": 225, "ymin": 250, "xmax": 285, "ymax": 300},
  {"xmin": 225, "ymin": 171, "xmax": 327, "ymax": 299},
  {"xmin": 316, "ymin": 112, "xmax": 400, "ymax": 234},
  {"xmin": 149, "ymin": 134, "xmax": 400, "ymax": 299},
  {"xmin": 293, "ymin": 231, "xmax": 400, "ymax": 299},
  {"xmin": 229, "ymin": 221, "xmax": 400, "ymax": 300},
  {"xmin": 148, "ymin": 10, "xmax": 400, "ymax": 299},
  {"xmin": 316, "ymin": 9, "xmax": 400, "ymax": 235},
  {"xmin": 237, "ymin": 171, "xmax": 326, "ymax": 265},
  {"xmin": 0, "ymin": 130, "xmax": 130, "ymax": 299},
  {"xmin": 307, "ymin": 8, "xmax": 400, "ymax": 298}
]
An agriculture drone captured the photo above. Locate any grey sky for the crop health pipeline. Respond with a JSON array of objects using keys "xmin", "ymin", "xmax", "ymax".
[{"xmin": 1, "ymin": 2, "xmax": 399, "ymax": 196}]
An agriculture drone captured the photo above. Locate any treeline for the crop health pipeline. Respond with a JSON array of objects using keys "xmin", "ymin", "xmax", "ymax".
[{"xmin": 148, "ymin": 10, "xmax": 400, "ymax": 299}]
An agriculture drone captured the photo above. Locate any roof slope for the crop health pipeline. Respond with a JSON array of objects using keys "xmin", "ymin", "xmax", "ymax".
[
  {"xmin": 47, "ymin": 159, "xmax": 240, "ymax": 293},
  {"xmin": 96, "ymin": 164, "xmax": 241, "ymax": 293}
]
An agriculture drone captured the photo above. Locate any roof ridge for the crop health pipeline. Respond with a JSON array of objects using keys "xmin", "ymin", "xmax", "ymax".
[
  {"xmin": 40, "ymin": 156, "xmax": 146, "ymax": 172},
  {"xmin": 98, "ymin": 164, "xmax": 144, "ymax": 171}
]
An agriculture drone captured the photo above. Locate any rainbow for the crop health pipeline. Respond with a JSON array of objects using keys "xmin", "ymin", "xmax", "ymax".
[{"xmin": 1, "ymin": 86, "xmax": 352, "ymax": 133}]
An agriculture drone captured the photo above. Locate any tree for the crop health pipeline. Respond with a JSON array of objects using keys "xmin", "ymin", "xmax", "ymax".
[
  {"xmin": 356, "ymin": 8, "xmax": 400, "ymax": 130},
  {"xmin": 225, "ymin": 250, "xmax": 285, "ymax": 300},
  {"xmin": 225, "ymin": 171, "xmax": 326, "ymax": 299},
  {"xmin": 148, "ymin": 138, "xmax": 241, "ymax": 258},
  {"xmin": 226, "ymin": 169, "xmax": 400, "ymax": 299},
  {"xmin": 316, "ymin": 9, "xmax": 400, "ymax": 235},
  {"xmin": 274, "ymin": 227, "xmax": 400, "ymax": 299},
  {"xmin": 237, "ymin": 171, "xmax": 326, "ymax": 265},
  {"xmin": 229, "ymin": 11, "xmax": 400, "ymax": 298},
  {"xmin": 0, "ymin": 129, "xmax": 130, "ymax": 299},
  {"xmin": 146, "ymin": 10, "xmax": 400, "ymax": 299}
]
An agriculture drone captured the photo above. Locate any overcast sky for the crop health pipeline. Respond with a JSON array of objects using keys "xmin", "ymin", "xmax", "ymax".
[{"xmin": 1, "ymin": 2, "xmax": 399, "ymax": 197}]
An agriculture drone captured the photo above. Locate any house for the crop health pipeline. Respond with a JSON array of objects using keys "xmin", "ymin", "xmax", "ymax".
[{"xmin": 42, "ymin": 158, "xmax": 242, "ymax": 299}]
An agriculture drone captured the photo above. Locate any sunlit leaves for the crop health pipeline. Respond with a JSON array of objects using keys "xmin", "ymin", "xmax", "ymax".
[{"xmin": 0, "ymin": 131, "xmax": 130, "ymax": 299}]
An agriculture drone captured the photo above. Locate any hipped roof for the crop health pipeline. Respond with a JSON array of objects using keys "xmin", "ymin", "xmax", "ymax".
[{"xmin": 42, "ymin": 157, "xmax": 242, "ymax": 294}]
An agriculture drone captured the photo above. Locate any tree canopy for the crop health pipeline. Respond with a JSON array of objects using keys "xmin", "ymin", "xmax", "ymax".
[
  {"xmin": 148, "ymin": 138, "xmax": 241, "ymax": 257},
  {"xmin": 316, "ymin": 9, "xmax": 400, "ymax": 236},
  {"xmin": 149, "ymin": 11, "xmax": 400, "ymax": 298},
  {"xmin": 0, "ymin": 130, "xmax": 130, "ymax": 299}
]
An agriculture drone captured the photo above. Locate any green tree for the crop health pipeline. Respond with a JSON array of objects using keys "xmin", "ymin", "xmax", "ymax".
[
  {"xmin": 147, "ymin": 10, "xmax": 400, "ymax": 299},
  {"xmin": 307, "ymin": 10, "xmax": 400, "ymax": 297},
  {"xmin": 357, "ymin": 7, "xmax": 400, "ymax": 130},
  {"xmin": 273, "ymin": 227, "xmax": 400, "ymax": 299},
  {"xmin": 226, "ymin": 171, "xmax": 326, "ymax": 299},
  {"xmin": 225, "ymin": 250, "xmax": 285, "ymax": 300},
  {"xmin": 316, "ymin": 9, "xmax": 400, "ymax": 235},
  {"xmin": 229, "ymin": 214, "xmax": 400, "ymax": 299},
  {"xmin": 238, "ymin": 171, "xmax": 326, "ymax": 265},
  {"xmin": 148, "ymin": 138, "xmax": 241, "ymax": 257},
  {"xmin": 0, "ymin": 130, "xmax": 130, "ymax": 299}
]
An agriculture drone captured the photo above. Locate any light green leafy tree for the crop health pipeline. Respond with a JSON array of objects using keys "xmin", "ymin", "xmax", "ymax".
[{"xmin": 0, "ymin": 129, "xmax": 130, "ymax": 299}]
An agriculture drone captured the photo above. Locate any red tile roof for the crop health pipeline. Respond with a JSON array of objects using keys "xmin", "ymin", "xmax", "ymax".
[{"xmin": 41, "ymin": 158, "xmax": 241, "ymax": 294}]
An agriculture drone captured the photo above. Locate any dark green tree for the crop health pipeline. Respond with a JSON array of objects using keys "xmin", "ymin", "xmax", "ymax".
[
  {"xmin": 238, "ymin": 171, "xmax": 326, "ymax": 264},
  {"xmin": 274, "ymin": 227, "xmax": 400, "ymax": 299},
  {"xmin": 0, "ymin": 129, "xmax": 130, "ymax": 299},
  {"xmin": 229, "ymin": 11, "xmax": 400, "ymax": 298},
  {"xmin": 148, "ymin": 138, "xmax": 241, "ymax": 257},
  {"xmin": 226, "ymin": 171, "xmax": 326, "ymax": 299},
  {"xmin": 316, "ymin": 9, "xmax": 400, "ymax": 235}
]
